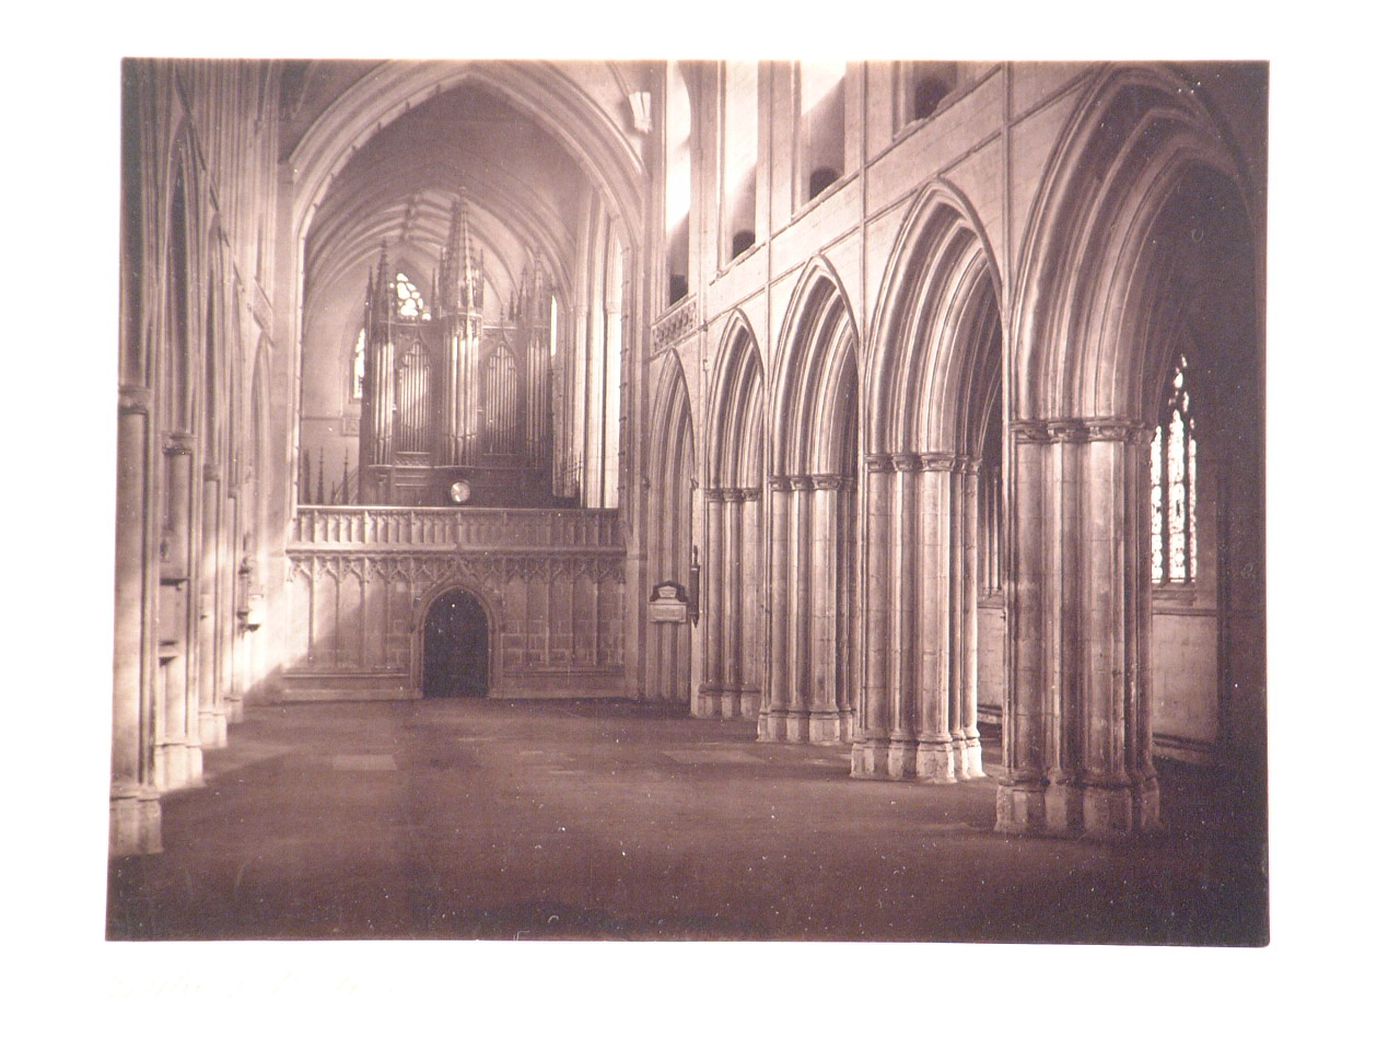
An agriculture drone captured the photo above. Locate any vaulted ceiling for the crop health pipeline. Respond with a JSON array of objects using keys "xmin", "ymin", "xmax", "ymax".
[{"xmin": 303, "ymin": 78, "xmax": 592, "ymax": 320}]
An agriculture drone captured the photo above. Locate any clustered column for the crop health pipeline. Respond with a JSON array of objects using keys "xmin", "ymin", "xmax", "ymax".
[
  {"xmin": 112, "ymin": 385, "xmax": 162, "ymax": 856},
  {"xmin": 997, "ymin": 418, "xmax": 1160, "ymax": 837},
  {"xmin": 761, "ymin": 473, "xmax": 854, "ymax": 744},
  {"xmin": 155, "ymin": 429, "xmax": 202, "ymax": 792},
  {"xmin": 197, "ymin": 462, "xmax": 228, "ymax": 749},
  {"xmin": 853, "ymin": 449, "xmax": 984, "ymax": 782},
  {"xmin": 697, "ymin": 488, "xmax": 726, "ymax": 716},
  {"xmin": 761, "ymin": 476, "xmax": 792, "ymax": 736}
]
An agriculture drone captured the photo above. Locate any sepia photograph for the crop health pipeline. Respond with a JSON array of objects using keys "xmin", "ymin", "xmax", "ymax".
[{"xmin": 105, "ymin": 53, "xmax": 1272, "ymax": 948}]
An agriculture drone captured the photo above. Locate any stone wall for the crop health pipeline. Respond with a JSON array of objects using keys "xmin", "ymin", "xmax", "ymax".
[{"xmin": 280, "ymin": 506, "xmax": 627, "ymax": 700}]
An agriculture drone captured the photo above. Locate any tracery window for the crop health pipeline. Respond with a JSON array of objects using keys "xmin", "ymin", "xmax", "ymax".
[
  {"xmin": 350, "ymin": 273, "xmax": 428, "ymax": 400},
  {"xmin": 395, "ymin": 272, "xmax": 428, "ymax": 320},
  {"xmin": 1150, "ymin": 353, "xmax": 1198, "ymax": 584}
]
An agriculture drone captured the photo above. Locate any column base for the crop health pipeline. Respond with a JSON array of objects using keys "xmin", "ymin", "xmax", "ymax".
[
  {"xmin": 953, "ymin": 732, "xmax": 986, "ymax": 781},
  {"xmin": 738, "ymin": 687, "xmax": 761, "ymax": 720},
  {"xmin": 995, "ymin": 778, "xmax": 1048, "ymax": 833},
  {"xmin": 225, "ymin": 694, "xmax": 245, "ymax": 724},
  {"xmin": 917, "ymin": 738, "xmax": 960, "ymax": 783},
  {"xmin": 851, "ymin": 737, "xmax": 921, "ymax": 779},
  {"xmin": 695, "ymin": 686, "xmax": 758, "ymax": 721},
  {"xmin": 997, "ymin": 775, "xmax": 1161, "ymax": 837},
  {"xmin": 154, "ymin": 739, "xmax": 204, "ymax": 792},
  {"xmin": 110, "ymin": 783, "xmax": 162, "ymax": 856},
  {"xmin": 199, "ymin": 709, "xmax": 228, "ymax": 749},
  {"xmin": 759, "ymin": 709, "xmax": 854, "ymax": 744},
  {"xmin": 694, "ymin": 685, "xmax": 723, "ymax": 718}
]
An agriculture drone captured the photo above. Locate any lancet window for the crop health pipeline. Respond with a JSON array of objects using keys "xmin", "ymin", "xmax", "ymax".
[{"xmin": 1150, "ymin": 353, "xmax": 1198, "ymax": 584}]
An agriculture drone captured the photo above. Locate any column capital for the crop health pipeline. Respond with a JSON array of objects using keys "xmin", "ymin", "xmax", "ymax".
[
  {"xmin": 702, "ymin": 487, "xmax": 726, "ymax": 502},
  {"xmin": 163, "ymin": 431, "xmax": 196, "ymax": 456},
  {"xmin": 1084, "ymin": 418, "xmax": 1154, "ymax": 444},
  {"xmin": 790, "ymin": 474, "xmax": 816, "ymax": 492},
  {"xmin": 719, "ymin": 486, "xmax": 761, "ymax": 502},
  {"xmin": 891, "ymin": 453, "xmax": 922, "ymax": 472},
  {"xmin": 768, "ymin": 474, "xmax": 794, "ymax": 492},
  {"xmin": 954, "ymin": 455, "xmax": 981, "ymax": 475},
  {"xmin": 1008, "ymin": 420, "xmax": 1052, "ymax": 444},
  {"xmin": 119, "ymin": 385, "xmax": 152, "ymax": 415},
  {"xmin": 864, "ymin": 453, "xmax": 895, "ymax": 473},
  {"xmin": 919, "ymin": 451, "xmax": 956, "ymax": 471},
  {"xmin": 809, "ymin": 473, "xmax": 846, "ymax": 491},
  {"xmin": 1013, "ymin": 416, "xmax": 1153, "ymax": 444}
]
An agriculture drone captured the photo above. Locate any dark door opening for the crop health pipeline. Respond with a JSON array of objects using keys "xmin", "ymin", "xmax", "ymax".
[{"xmin": 422, "ymin": 590, "xmax": 490, "ymax": 698}]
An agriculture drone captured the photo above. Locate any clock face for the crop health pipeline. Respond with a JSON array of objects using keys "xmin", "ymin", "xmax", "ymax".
[{"xmin": 449, "ymin": 480, "xmax": 472, "ymax": 504}]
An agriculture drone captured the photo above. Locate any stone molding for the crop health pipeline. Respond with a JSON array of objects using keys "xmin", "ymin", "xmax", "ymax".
[
  {"xmin": 864, "ymin": 453, "xmax": 896, "ymax": 473},
  {"xmin": 288, "ymin": 549, "xmax": 627, "ymax": 588},
  {"xmin": 164, "ymin": 430, "xmax": 195, "ymax": 456},
  {"xmin": 119, "ymin": 385, "xmax": 152, "ymax": 415},
  {"xmin": 1011, "ymin": 416, "xmax": 1154, "ymax": 444},
  {"xmin": 705, "ymin": 486, "xmax": 761, "ymax": 503},
  {"xmin": 289, "ymin": 505, "xmax": 624, "ymax": 552},
  {"xmin": 651, "ymin": 296, "xmax": 697, "ymax": 353},
  {"xmin": 769, "ymin": 472, "xmax": 852, "ymax": 492}
]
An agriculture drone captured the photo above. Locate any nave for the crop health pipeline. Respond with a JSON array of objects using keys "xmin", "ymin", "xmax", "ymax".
[{"xmin": 109, "ymin": 697, "xmax": 1267, "ymax": 943}]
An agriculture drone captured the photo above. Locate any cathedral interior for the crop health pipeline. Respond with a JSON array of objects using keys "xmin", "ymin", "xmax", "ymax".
[{"xmin": 107, "ymin": 57, "xmax": 1271, "ymax": 948}]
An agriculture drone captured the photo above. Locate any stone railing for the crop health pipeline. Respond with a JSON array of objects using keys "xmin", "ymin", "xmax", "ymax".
[{"xmin": 289, "ymin": 505, "xmax": 624, "ymax": 551}]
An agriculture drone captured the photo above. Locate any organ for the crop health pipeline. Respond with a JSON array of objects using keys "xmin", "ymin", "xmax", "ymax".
[{"xmin": 357, "ymin": 187, "xmax": 557, "ymax": 507}]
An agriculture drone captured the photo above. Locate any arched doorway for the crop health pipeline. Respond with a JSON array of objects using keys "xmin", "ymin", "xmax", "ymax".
[{"xmin": 422, "ymin": 589, "xmax": 490, "ymax": 698}]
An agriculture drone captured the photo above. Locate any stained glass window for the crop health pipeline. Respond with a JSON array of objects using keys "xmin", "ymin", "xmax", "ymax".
[{"xmin": 1150, "ymin": 353, "xmax": 1197, "ymax": 584}]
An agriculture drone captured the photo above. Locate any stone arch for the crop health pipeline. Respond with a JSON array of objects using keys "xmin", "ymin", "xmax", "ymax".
[
  {"xmin": 763, "ymin": 261, "xmax": 860, "ymax": 744},
  {"xmin": 290, "ymin": 63, "xmax": 644, "ymax": 254},
  {"xmin": 771, "ymin": 257, "xmax": 859, "ymax": 479},
  {"xmin": 644, "ymin": 350, "xmax": 696, "ymax": 706},
  {"xmin": 866, "ymin": 180, "xmax": 1004, "ymax": 458},
  {"xmin": 411, "ymin": 577, "xmax": 503, "ymax": 698},
  {"xmin": 998, "ymin": 65, "xmax": 1264, "ymax": 838},
  {"xmin": 854, "ymin": 181, "xmax": 1005, "ymax": 784},
  {"xmin": 150, "ymin": 128, "xmax": 207, "ymax": 794},
  {"xmin": 697, "ymin": 311, "xmax": 765, "ymax": 721},
  {"xmin": 1012, "ymin": 65, "xmax": 1258, "ymax": 422},
  {"xmin": 708, "ymin": 310, "xmax": 765, "ymax": 489}
]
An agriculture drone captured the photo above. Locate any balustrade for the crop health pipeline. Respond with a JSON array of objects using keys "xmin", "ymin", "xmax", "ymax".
[{"xmin": 290, "ymin": 504, "xmax": 623, "ymax": 551}]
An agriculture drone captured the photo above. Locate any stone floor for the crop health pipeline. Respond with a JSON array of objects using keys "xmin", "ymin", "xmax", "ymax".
[{"xmin": 107, "ymin": 699, "xmax": 1269, "ymax": 944}]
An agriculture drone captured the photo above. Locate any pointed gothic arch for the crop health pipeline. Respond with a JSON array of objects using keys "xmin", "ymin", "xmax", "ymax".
[
  {"xmin": 151, "ymin": 135, "xmax": 205, "ymax": 795},
  {"xmin": 644, "ymin": 350, "xmax": 696, "ymax": 705},
  {"xmin": 764, "ymin": 263, "xmax": 859, "ymax": 744},
  {"xmin": 697, "ymin": 311, "xmax": 765, "ymax": 721},
  {"xmin": 999, "ymin": 66, "xmax": 1265, "ymax": 837},
  {"xmin": 855, "ymin": 182, "xmax": 1004, "ymax": 784}
]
